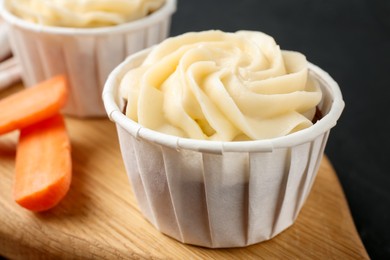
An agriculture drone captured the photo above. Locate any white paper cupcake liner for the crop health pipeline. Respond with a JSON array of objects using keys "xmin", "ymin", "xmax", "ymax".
[
  {"xmin": 0, "ymin": 0, "xmax": 176, "ymax": 117},
  {"xmin": 103, "ymin": 49, "xmax": 344, "ymax": 248}
]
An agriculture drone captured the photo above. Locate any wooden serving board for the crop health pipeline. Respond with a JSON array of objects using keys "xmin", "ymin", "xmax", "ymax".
[{"xmin": 0, "ymin": 86, "xmax": 369, "ymax": 259}]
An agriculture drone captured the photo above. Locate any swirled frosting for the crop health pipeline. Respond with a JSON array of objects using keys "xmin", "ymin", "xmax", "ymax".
[
  {"xmin": 6, "ymin": 0, "xmax": 165, "ymax": 28},
  {"xmin": 120, "ymin": 30, "xmax": 322, "ymax": 141}
]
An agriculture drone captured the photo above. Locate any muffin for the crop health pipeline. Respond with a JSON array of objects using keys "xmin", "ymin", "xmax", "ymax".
[
  {"xmin": 0, "ymin": 0, "xmax": 176, "ymax": 117},
  {"xmin": 103, "ymin": 30, "xmax": 344, "ymax": 248}
]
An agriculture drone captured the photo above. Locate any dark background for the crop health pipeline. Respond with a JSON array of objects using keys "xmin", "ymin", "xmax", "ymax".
[{"xmin": 171, "ymin": 0, "xmax": 390, "ymax": 259}]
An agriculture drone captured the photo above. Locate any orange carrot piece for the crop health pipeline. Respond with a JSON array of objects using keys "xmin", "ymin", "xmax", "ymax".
[
  {"xmin": 0, "ymin": 75, "xmax": 68, "ymax": 135},
  {"xmin": 13, "ymin": 114, "xmax": 72, "ymax": 212}
]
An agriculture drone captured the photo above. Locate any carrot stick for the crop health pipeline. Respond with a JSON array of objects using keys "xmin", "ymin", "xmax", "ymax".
[
  {"xmin": 13, "ymin": 114, "xmax": 72, "ymax": 212},
  {"xmin": 0, "ymin": 75, "xmax": 68, "ymax": 135}
]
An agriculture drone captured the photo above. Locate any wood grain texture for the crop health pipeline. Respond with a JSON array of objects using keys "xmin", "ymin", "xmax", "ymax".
[{"xmin": 0, "ymin": 88, "xmax": 369, "ymax": 259}]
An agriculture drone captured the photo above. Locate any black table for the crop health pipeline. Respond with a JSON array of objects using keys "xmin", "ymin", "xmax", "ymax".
[{"xmin": 171, "ymin": 0, "xmax": 390, "ymax": 258}]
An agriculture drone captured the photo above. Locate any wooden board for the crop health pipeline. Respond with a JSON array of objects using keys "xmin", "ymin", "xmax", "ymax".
[{"xmin": 0, "ymin": 86, "xmax": 369, "ymax": 259}]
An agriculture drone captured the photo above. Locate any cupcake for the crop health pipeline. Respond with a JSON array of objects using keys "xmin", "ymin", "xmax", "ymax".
[
  {"xmin": 0, "ymin": 0, "xmax": 176, "ymax": 117},
  {"xmin": 103, "ymin": 30, "xmax": 344, "ymax": 248}
]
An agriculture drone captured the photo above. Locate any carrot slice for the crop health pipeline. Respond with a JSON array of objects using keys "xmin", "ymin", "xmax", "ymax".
[
  {"xmin": 0, "ymin": 75, "xmax": 68, "ymax": 135},
  {"xmin": 13, "ymin": 114, "xmax": 72, "ymax": 212}
]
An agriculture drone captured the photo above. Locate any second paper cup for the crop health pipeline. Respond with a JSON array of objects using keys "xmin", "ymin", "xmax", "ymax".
[{"xmin": 1, "ymin": 0, "xmax": 176, "ymax": 117}]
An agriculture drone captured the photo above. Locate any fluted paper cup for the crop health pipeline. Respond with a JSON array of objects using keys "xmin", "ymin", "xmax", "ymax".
[
  {"xmin": 102, "ymin": 49, "xmax": 344, "ymax": 248},
  {"xmin": 0, "ymin": 0, "xmax": 176, "ymax": 117}
]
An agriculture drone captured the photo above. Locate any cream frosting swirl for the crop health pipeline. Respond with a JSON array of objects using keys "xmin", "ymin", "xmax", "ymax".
[
  {"xmin": 120, "ymin": 30, "xmax": 322, "ymax": 141},
  {"xmin": 6, "ymin": 0, "xmax": 165, "ymax": 28}
]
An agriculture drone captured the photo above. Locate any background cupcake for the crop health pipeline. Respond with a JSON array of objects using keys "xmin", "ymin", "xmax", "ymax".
[
  {"xmin": 103, "ymin": 30, "xmax": 344, "ymax": 248},
  {"xmin": 0, "ymin": 0, "xmax": 176, "ymax": 117}
]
